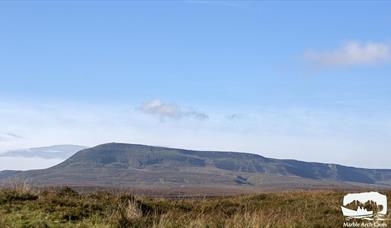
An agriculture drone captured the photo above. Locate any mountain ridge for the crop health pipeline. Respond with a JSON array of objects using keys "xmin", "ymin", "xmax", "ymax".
[{"xmin": 1, "ymin": 143, "xmax": 391, "ymax": 189}]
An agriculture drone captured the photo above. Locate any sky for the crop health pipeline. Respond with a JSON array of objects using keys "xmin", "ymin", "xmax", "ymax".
[{"xmin": 1, "ymin": 1, "xmax": 391, "ymax": 170}]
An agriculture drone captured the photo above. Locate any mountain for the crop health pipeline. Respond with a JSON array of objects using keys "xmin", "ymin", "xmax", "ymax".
[
  {"xmin": 0, "ymin": 170, "xmax": 22, "ymax": 180},
  {"xmin": 1, "ymin": 143, "xmax": 391, "ymax": 189},
  {"xmin": 0, "ymin": 145, "xmax": 87, "ymax": 160}
]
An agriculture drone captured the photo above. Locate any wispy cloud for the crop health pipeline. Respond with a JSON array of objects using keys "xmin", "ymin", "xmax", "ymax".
[
  {"xmin": 140, "ymin": 99, "xmax": 209, "ymax": 121},
  {"xmin": 226, "ymin": 114, "xmax": 243, "ymax": 121},
  {"xmin": 4, "ymin": 133, "xmax": 23, "ymax": 139},
  {"xmin": 0, "ymin": 132, "xmax": 23, "ymax": 141},
  {"xmin": 304, "ymin": 41, "xmax": 391, "ymax": 67}
]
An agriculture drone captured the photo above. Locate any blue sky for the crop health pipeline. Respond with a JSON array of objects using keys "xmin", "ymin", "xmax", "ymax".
[{"xmin": 1, "ymin": 1, "xmax": 391, "ymax": 169}]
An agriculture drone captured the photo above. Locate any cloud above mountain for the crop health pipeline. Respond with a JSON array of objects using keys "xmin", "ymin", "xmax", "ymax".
[
  {"xmin": 140, "ymin": 99, "xmax": 209, "ymax": 121},
  {"xmin": 304, "ymin": 41, "xmax": 391, "ymax": 67}
]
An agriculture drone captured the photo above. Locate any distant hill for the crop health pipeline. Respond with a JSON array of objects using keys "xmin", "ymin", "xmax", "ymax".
[
  {"xmin": 1, "ymin": 143, "xmax": 391, "ymax": 189},
  {"xmin": 0, "ymin": 145, "xmax": 87, "ymax": 160},
  {"xmin": 0, "ymin": 170, "xmax": 22, "ymax": 180}
]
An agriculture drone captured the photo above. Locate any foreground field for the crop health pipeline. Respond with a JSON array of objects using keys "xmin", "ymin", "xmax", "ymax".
[{"xmin": 0, "ymin": 185, "xmax": 390, "ymax": 228}]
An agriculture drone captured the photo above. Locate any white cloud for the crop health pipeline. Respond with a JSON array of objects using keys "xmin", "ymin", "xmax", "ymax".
[
  {"xmin": 140, "ymin": 99, "xmax": 209, "ymax": 121},
  {"xmin": 304, "ymin": 41, "xmax": 391, "ymax": 67}
]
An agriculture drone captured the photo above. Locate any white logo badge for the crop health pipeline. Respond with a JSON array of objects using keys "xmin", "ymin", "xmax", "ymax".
[{"xmin": 341, "ymin": 191, "xmax": 388, "ymax": 221}]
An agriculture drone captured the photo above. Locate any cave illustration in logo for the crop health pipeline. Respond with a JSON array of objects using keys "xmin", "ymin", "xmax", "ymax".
[{"xmin": 341, "ymin": 192, "xmax": 387, "ymax": 221}]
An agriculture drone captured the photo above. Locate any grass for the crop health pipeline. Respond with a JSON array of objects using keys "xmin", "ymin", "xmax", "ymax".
[{"xmin": 0, "ymin": 184, "xmax": 390, "ymax": 227}]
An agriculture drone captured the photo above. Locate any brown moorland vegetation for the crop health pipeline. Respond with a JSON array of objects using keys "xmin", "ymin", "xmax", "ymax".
[{"xmin": 0, "ymin": 184, "xmax": 390, "ymax": 228}]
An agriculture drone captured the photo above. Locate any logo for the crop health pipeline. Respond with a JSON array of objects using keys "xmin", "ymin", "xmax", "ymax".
[{"xmin": 342, "ymin": 191, "xmax": 388, "ymax": 222}]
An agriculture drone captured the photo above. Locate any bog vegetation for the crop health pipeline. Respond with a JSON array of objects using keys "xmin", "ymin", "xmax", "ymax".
[{"xmin": 0, "ymin": 184, "xmax": 390, "ymax": 228}]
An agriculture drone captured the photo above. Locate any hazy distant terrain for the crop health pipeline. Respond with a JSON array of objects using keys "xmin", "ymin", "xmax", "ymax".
[
  {"xmin": 1, "ymin": 143, "xmax": 391, "ymax": 190},
  {"xmin": 0, "ymin": 145, "xmax": 87, "ymax": 159}
]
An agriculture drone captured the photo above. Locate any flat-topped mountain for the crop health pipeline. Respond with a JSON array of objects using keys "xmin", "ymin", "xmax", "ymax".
[{"xmin": 1, "ymin": 143, "xmax": 391, "ymax": 189}]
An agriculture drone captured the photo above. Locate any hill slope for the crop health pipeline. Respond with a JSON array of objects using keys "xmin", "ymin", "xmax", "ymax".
[{"xmin": 1, "ymin": 143, "xmax": 391, "ymax": 189}]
